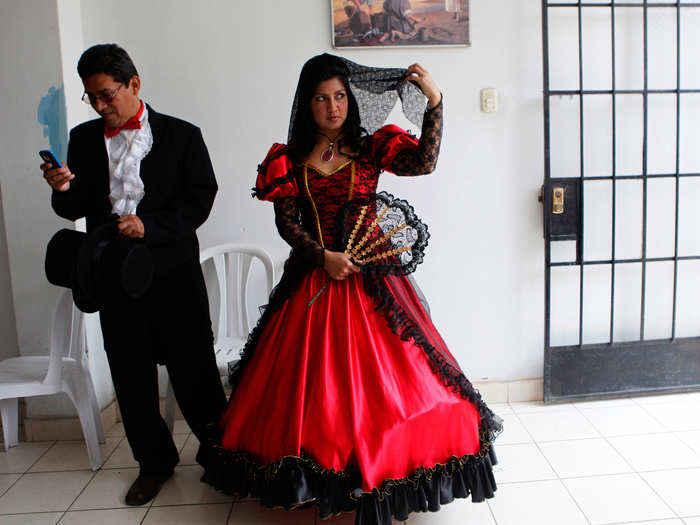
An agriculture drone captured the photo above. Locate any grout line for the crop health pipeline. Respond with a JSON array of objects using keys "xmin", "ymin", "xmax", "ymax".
[
  {"xmin": 508, "ymin": 403, "xmax": 593, "ymax": 525},
  {"xmin": 0, "ymin": 441, "xmax": 58, "ymax": 500},
  {"xmin": 576, "ymin": 405, "xmax": 680, "ymax": 521},
  {"xmin": 56, "ymin": 468, "xmax": 99, "ymax": 523}
]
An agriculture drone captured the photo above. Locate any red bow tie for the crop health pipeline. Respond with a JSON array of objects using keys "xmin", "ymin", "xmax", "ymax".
[{"xmin": 104, "ymin": 102, "xmax": 144, "ymax": 138}]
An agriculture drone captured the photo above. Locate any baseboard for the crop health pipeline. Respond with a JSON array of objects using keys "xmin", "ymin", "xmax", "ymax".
[
  {"xmin": 472, "ymin": 378, "xmax": 544, "ymax": 403},
  {"xmin": 21, "ymin": 401, "xmax": 118, "ymax": 442}
]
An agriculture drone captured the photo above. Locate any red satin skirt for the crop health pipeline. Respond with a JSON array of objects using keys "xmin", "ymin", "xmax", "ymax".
[{"xmin": 219, "ymin": 268, "xmax": 482, "ymax": 492}]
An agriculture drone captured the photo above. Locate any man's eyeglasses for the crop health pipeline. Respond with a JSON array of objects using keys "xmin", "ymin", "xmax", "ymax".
[{"xmin": 81, "ymin": 84, "xmax": 123, "ymax": 105}]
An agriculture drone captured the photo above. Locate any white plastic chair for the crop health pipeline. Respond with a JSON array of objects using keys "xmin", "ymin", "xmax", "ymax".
[
  {"xmin": 0, "ymin": 289, "xmax": 105, "ymax": 470},
  {"xmin": 163, "ymin": 243, "xmax": 275, "ymax": 432}
]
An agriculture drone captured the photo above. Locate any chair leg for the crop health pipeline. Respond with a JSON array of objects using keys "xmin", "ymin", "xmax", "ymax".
[
  {"xmin": 83, "ymin": 366, "xmax": 106, "ymax": 443},
  {"xmin": 63, "ymin": 375, "xmax": 103, "ymax": 471},
  {"xmin": 163, "ymin": 379, "xmax": 176, "ymax": 434},
  {"xmin": 0, "ymin": 398, "xmax": 19, "ymax": 450}
]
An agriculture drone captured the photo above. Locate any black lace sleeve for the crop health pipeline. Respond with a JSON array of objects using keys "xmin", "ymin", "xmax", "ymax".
[
  {"xmin": 391, "ymin": 97, "xmax": 443, "ymax": 176},
  {"xmin": 274, "ymin": 197, "xmax": 325, "ymax": 267}
]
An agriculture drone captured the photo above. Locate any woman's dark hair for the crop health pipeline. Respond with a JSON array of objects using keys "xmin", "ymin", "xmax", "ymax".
[
  {"xmin": 289, "ymin": 54, "xmax": 366, "ymax": 161},
  {"xmin": 77, "ymin": 44, "xmax": 138, "ymax": 84}
]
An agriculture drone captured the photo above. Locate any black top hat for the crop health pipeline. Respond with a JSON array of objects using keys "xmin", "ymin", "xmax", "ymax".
[{"xmin": 45, "ymin": 216, "xmax": 154, "ymax": 313}]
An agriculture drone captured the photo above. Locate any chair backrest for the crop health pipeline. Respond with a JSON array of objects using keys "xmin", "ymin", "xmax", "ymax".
[
  {"xmin": 45, "ymin": 289, "xmax": 85, "ymax": 386},
  {"xmin": 199, "ymin": 243, "xmax": 275, "ymax": 344}
]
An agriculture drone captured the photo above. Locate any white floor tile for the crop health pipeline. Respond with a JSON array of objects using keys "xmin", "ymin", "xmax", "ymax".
[
  {"xmin": 59, "ymin": 508, "xmax": 148, "ymax": 524},
  {"xmin": 509, "ymin": 401, "xmax": 575, "ymax": 414},
  {"xmin": 578, "ymin": 404, "xmax": 667, "ymax": 437},
  {"xmin": 487, "ymin": 479, "xmax": 588, "ymax": 525},
  {"xmin": 608, "ymin": 433, "xmax": 700, "ymax": 471},
  {"xmin": 228, "ymin": 500, "xmax": 317, "ymax": 525},
  {"xmin": 179, "ymin": 435, "xmax": 200, "ymax": 466},
  {"xmin": 684, "ymin": 517, "xmax": 700, "ymax": 524},
  {"xmin": 69, "ymin": 468, "xmax": 140, "ymax": 510},
  {"xmin": 517, "ymin": 409, "xmax": 600, "ymax": 442},
  {"xmin": 152, "ymin": 465, "xmax": 234, "ymax": 506},
  {"xmin": 676, "ymin": 430, "xmax": 700, "ymax": 456},
  {"xmin": 0, "ymin": 471, "xmax": 93, "ymax": 513},
  {"xmin": 538, "ymin": 438, "xmax": 633, "ymax": 478},
  {"xmin": 0, "ymin": 513, "xmax": 62, "ymax": 524},
  {"xmin": 633, "ymin": 393, "xmax": 694, "ymax": 405},
  {"xmin": 643, "ymin": 468, "xmax": 700, "ymax": 517},
  {"xmin": 608, "ymin": 518, "xmax": 683, "ymax": 525},
  {"xmin": 0, "ymin": 443, "xmax": 53, "ymax": 474},
  {"xmin": 491, "ymin": 443, "xmax": 556, "ymax": 484},
  {"xmin": 486, "ymin": 403, "xmax": 514, "ymax": 416},
  {"xmin": 641, "ymin": 400, "xmax": 700, "ymax": 432},
  {"xmin": 101, "ymin": 434, "xmax": 188, "ymax": 470},
  {"xmin": 100, "ymin": 438, "xmax": 137, "ymax": 469},
  {"xmin": 172, "ymin": 420, "xmax": 191, "ymax": 435},
  {"xmin": 572, "ymin": 396, "xmax": 635, "ymax": 408},
  {"xmin": 104, "ymin": 423, "xmax": 125, "ymax": 438},
  {"xmin": 564, "ymin": 473, "xmax": 675, "ymax": 524},
  {"xmin": 406, "ymin": 497, "xmax": 495, "ymax": 524},
  {"xmin": 143, "ymin": 503, "xmax": 232, "ymax": 524},
  {"xmin": 28, "ymin": 438, "xmax": 120, "ymax": 472},
  {"xmin": 0, "ymin": 473, "xmax": 20, "ymax": 497},
  {"xmin": 495, "ymin": 414, "xmax": 532, "ymax": 445}
]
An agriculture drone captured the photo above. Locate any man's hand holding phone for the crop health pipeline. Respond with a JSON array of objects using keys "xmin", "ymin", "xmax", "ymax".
[{"xmin": 39, "ymin": 150, "xmax": 74, "ymax": 192}]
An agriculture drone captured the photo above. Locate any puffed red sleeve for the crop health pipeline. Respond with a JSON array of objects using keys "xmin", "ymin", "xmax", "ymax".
[
  {"xmin": 370, "ymin": 98, "xmax": 443, "ymax": 176},
  {"xmin": 253, "ymin": 143, "xmax": 299, "ymax": 201},
  {"xmin": 371, "ymin": 125, "xmax": 420, "ymax": 173}
]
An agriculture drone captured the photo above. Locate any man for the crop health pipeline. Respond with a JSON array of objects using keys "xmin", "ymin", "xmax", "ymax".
[{"xmin": 41, "ymin": 44, "xmax": 227, "ymax": 505}]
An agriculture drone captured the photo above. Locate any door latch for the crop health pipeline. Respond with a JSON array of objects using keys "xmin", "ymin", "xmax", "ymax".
[{"xmin": 552, "ymin": 187, "xmax": 565, "ymax": 214}]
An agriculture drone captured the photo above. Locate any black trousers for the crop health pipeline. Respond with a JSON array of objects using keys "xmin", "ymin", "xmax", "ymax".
[{"xmin": 99, "ymin": 259, "xmax": 227, "ymax": 475}]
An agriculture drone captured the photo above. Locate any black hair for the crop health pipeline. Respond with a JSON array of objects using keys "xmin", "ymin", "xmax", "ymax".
[
  {"xmin": 77, "ymin": 44, "xmax": 138, "ymax": 84},
  {"xmin": 289, "ymin": 54, "xmax": 366, "ymax": 161}
]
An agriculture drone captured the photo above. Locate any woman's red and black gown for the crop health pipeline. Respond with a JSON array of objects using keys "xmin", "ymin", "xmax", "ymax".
[{"xmin": 201, "ymin": 101, "xmax": 502, "ymax": 524}]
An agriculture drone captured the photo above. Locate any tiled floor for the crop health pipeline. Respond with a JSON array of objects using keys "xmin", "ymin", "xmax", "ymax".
[{"xmin": 1, "ymin": 392, "xmax": 700, "ymax": 524}]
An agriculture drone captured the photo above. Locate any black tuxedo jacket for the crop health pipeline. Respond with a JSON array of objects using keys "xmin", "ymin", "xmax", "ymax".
[{"xmin": 52, "ymin": 105, "xmax": 217, "ymax": 275}]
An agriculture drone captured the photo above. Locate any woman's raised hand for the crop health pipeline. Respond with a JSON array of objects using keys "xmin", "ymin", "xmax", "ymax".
[
  {"xmin": 405, "ymin": 63, "xmax": 441, "ymax": 109},
  {"xmin": 323, "ymin": 250, "xmax": 361, "ymax": 280}
]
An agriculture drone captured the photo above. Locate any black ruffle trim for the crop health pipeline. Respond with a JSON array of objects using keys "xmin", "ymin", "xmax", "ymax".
[
  {"xmin": 252, "ymin": 145, "xmax": 296, "ymax": 199},
  {"xmin": 363, "ymin": 272, "xmax": 503, "ymax": 443},
  {"xmin": 200, "ymin": 435, "xmax": 497, "ymax": 525},
  {"xmin": 251, "ymin": 172, "xmax": 296, "ymax": 200}
]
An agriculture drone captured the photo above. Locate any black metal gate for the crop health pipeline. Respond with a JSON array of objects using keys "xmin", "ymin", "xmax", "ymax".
[{"xmin": 542, "ymin": 0, "xmax": 700, "ymax": 402}]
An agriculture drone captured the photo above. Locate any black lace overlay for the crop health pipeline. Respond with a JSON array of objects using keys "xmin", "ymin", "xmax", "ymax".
[
  {"xmin": 273, "ymin": 197, "xmax": 325, "ymax": 268},
  {"xmin": 392, "ymin": 98, "xmax": 443, "ymax": 176},
  {"xmin": 289, "ymin": 55, "xmax": 427, "ymax": 140},
  {"xmin": 362, "ymin": 272, "xmax": 503, "ymax": 444}
]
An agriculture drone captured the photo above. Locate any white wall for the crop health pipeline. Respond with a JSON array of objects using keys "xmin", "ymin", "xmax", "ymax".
[
  {"xmin": 4, "ymin": 0, "xmax": 697, "ymax": 422},
  {"xmin": 0, "ymin": 0, "xmax": 113, "ymax": 417},
  {"xmin": 80, "ymin": 0, "xmax": 546, "ymax": 381},
  {"xmin": 0, "ymin": 184, "xmax": 19, "ymax": 361}
]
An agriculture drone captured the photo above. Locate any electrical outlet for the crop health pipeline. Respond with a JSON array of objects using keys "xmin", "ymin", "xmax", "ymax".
[{"xmin": 480, "ymin": 88, "xmax": 498, "ymax": 113}]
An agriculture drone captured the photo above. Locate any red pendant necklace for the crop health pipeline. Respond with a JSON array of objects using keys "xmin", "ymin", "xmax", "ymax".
[{"xmin": 317, "ymin": 131, "xmax": 342, "ymax": 163}]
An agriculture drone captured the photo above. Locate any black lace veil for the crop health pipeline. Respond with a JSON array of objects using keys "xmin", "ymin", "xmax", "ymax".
[{"xmin": 287, "ymin": 53, "xmax": 427, "ymax": 141}]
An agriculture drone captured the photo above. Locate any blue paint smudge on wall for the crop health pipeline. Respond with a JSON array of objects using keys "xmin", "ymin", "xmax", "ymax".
[{"xmin": 37, "ymin": 85, "xmax": 68, "ymax": 163}]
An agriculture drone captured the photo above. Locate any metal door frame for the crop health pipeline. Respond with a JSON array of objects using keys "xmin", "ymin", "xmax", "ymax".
[{"xmin": 542, "ymin": 0, "xmax": 700, "ymax": 402}]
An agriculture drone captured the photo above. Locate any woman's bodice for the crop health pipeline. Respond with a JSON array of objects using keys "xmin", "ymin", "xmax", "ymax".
[{"xmin": 296, "ymin": 156, "xmax": 380, "ymax": 249}]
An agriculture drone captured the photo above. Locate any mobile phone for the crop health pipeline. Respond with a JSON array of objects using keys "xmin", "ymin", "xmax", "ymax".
[{"xmin": 39, "ymin": 149, "xmax": 62, "ymax": 169}]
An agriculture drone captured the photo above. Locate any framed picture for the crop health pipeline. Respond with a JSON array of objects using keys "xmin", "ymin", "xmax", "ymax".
[{"xmin": 331, "ymin": 0, "xmax": 470, "ymax": 48}]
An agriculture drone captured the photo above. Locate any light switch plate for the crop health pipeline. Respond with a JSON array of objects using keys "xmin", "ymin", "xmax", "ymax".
[{"xmin": 481, "ymin": 88, "xmax": 498, "ymax": 113}]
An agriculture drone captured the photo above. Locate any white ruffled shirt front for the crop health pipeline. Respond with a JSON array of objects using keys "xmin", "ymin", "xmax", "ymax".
[{"xmin": 104, "ymin": 103, "xmax": 153, "ymax": 217}]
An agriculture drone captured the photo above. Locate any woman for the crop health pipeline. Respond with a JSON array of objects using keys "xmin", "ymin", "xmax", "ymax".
[{"xmin": 202, "ymin": 54, "xmax": 501, "ymax": 525}]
